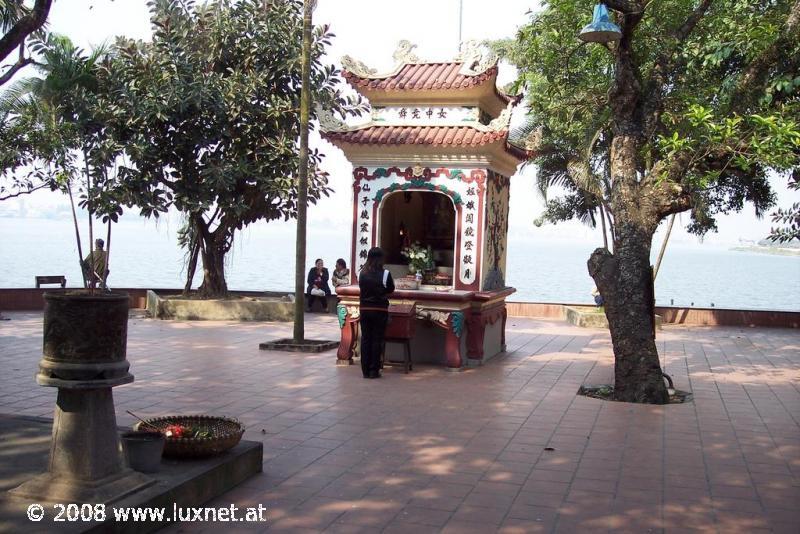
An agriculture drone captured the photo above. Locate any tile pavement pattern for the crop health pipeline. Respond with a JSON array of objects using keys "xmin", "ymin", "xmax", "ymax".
[{"xmin": 1, "ymin": 312, "xmax": 798, "ymax": 533}]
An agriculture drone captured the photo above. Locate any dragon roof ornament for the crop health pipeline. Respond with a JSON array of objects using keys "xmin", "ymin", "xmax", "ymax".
[
  {"xmin": 340, "ymin": 40, "xmax": 420, "ymax": 79},
  {"xmin": 487, "ymin": 101, "xmax": 515, "ymax": 132},
  {"xmin": 456, "ymin": 40, "xmax": 499, "ymax": 76},
  {"xmin": 392, "ymin": 40, "xmax": 420, "ymax": 65},
  {"xmin": 316, "ymin": 105, "xmax": 349, "ymax": 133},
  {"xmin": 340, "ymin": 56, "xmax": 377, "ymax": 78},
  {"xmin": 340, "ymin": 39, "xmax": 498, "ymax": 80}
]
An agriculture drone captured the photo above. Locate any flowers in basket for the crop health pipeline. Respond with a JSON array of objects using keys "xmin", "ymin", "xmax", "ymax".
[
  {"xmin": 401, "ymin": 242, "xmax": 433, "ymax": 273},
  {"xmin": 163, "ymin": 423, "xmax": 212, "ymax": 439}
]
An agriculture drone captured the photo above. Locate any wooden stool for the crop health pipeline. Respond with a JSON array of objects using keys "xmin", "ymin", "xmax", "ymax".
[
  {"xmin": 381, "ymin": 302, "xmax": 416, "ymax": 374},
  {"xmin": 382, "ymin": 337, "xmax": 412, "ymax": 373}
]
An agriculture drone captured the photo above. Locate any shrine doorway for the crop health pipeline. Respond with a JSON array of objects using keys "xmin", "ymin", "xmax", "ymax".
[{"xmin": 378, "ymin": 191, "xmax": 456, "ymax": 283}]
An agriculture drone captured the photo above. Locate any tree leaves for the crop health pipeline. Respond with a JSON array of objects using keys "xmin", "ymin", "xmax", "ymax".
[
  {"xmin": 97, "ymin": 0, "xmax": 363, "ymax": 288},
  {"xmin": 496, "ymin": 0, "xmax": 799, "ymax": 237}
]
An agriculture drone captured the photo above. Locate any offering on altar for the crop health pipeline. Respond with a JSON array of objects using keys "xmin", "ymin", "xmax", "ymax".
[{"xmin": 394, "ymin": 277, "xmax": 420, "ymax": 290}]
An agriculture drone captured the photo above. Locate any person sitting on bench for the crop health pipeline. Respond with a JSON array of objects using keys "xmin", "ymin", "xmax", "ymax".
[
  {"xmin": 82, "ymin": 239, "xmax": 109, "ymax": 289},
  {"xmin": 306, "ymin": 258, "xmax": 331, "ymax": 312}
]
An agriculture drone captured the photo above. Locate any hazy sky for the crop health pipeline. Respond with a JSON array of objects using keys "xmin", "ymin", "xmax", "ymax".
[{"xmin": 2, "ymin": 0, "xmax": 795, "ymax": 246}]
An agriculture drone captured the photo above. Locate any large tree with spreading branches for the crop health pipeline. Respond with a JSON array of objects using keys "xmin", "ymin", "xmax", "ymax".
[
  {"xmin": 103, "ymin": 0, "xmax": 364, "ymax": 298},
  {"xmin": 497, "ymin": 0, "xmax": 799, "ymax": 403}
]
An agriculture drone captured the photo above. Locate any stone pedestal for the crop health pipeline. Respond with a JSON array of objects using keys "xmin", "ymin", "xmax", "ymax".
[
  {"xmin": 9, "ymin": 292, "xmax": 154, "ymax": 503},
  {"xmin": 10, "ymin": 389, "xmax": 152, "ymax": 503}
]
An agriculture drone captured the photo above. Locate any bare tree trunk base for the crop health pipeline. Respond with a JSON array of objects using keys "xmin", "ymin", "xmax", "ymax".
[
  {"xmin": 588, "ymin": 246, "xmax": 669, "ymax": 405},
  {"xmin": 579, "ymin": 384, "xmax": 689, "ymax": 404},
  {"xmin": 197, "ymin": 229, "xmax": 229, "ymax": 300}
]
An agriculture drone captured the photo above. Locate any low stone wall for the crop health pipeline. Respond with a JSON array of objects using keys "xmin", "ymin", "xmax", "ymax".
[
  {"xmin": 507, "ymin": 300, "xmax": 798, "ymax": 328},
  {"xmin": 0, "ymin": 288, "xmax": 152, "ymax": 311},
  {"xmin": 1, "ymin": 288, "xmax": 796, "ymax": 328}
]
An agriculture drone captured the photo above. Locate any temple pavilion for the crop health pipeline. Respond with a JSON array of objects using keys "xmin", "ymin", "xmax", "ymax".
[{"xmin": 321, "ymin": 41, "xmax": 529, "ymax": 369}]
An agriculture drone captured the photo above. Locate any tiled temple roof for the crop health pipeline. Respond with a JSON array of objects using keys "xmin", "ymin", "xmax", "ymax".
[
  {"xmin": 343, "ymin": 63, "xmax": 518, "ymax": 104},
  {"xmin": 345, "ymin": 62, "xmax": 492, "ymax": 90},
  {"xmin": 323, "ymin": 125, "xmax": 529, "ymax": 159},
  {"xmin": 324, "ymin": 42, "xmax": 530, "ymax": 163},
  {"xmin": 324, "ymin": 125, "xmax": 506, "ymax": 146}
]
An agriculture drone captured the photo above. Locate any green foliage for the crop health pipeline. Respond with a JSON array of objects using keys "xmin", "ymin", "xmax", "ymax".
[
  {"xmin": 1, "ymin": 0, "xmax": 366, "ymax": 296},
  {"xmin": 0, "ymin": 94, "xmax": 73, "ymax": 200},
  {"xmin": 93, "ymin": 0, "xmax": 365, "ymax": 295},
  {"xmin": 104, "ymin": 0, "xmax": 363, "ymax": 230},
  {"xmin": 495, "ymin": 0, "xmax": 799, "ymax": 236},
  {"xmin": 0, "ymin": 34, "xmax": 122, "ymax": 219},
  {"xmin": 769, "ymin": 170, "xmax": 800, "ymax": 242}
]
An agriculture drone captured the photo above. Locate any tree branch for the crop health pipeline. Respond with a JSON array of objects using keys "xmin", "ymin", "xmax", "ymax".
[
  {"xmin": 604, "ymin": 0, "xmax": 645, "ymax": 14},
  {"xmin": 0, "ymin": 0, "xmax": 53, "ymax": 67},
  {"xmin": 673, "ymin": 0, "xmax": 715, "ymax": 43},
  {"xmin": 643, "ymin": 0, "xmax": 715, "ymax": 136},
  {"xmin": 0, "ymin": 181, "xmax": 49, "ymax": 201},
  {"xmin": 729, "ymin": 0, "xmax": 800, "ymax": 109},
  {"xmin": 0, "ymin": 45, "xmax": 34, "ymax": 86},
  {"xmin": 609, "ymin": 10, "xmax": 645, "ymax": 130}
]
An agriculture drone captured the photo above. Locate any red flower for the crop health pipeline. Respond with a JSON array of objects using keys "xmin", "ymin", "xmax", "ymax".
[{"xmin": 164, "ymin": 424, "xmax": 187, "ymax": 438}]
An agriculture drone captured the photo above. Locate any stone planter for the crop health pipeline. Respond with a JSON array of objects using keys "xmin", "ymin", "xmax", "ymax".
[
  {"xmin": 38, "ymin": 291, "xmax": 132, "ymax": 386},
  {"xmin": 146, "ymin": 290, "xmax": 295, "ymax": 321},
  {"xmin": 564, "ymin": 305, "xmax": 662, "ymax": 331}
]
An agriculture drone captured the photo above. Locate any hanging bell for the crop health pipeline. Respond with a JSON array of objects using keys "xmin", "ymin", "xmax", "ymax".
[{"xmin": 578, "ymin": 4, "xmax": 622, "ymax": 43}]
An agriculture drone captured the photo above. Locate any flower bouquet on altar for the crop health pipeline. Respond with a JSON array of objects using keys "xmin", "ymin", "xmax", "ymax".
[{"xmin": 401, "ymin": 242, "xmax": 433, "ymax": 274}]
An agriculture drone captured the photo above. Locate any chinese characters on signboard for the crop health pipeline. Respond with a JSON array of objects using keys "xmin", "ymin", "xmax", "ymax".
[
  {"xmin": 373, "ymin": 106, "xmax": 479, "ymax": 125},
  {"xmin": 459, "ymin": 182, "xmax": 480, "ymax": 285},
  {"xmin": 352, "ymin": 168, "xmax": 484, "ymax": 287}
]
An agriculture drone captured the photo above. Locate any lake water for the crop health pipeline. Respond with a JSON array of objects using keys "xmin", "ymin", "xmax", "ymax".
[{"xmin": 1, "ymin": 217, "xmax": 798, "ymax": 311}]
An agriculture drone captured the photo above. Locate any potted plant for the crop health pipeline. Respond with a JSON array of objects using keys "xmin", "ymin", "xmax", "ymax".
[{"xmin": 401, "ymin": 242, "xmax": 434, "ymax": 275}]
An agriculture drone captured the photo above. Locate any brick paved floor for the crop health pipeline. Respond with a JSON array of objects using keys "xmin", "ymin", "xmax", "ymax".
[{"xmin": 1, "ymin": 312, "xmax": 798, "ymax": 533}]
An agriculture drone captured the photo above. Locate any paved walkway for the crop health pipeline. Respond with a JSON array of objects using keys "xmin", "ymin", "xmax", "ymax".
[{"xmin": 1, "ymin": 312, "xmax": 798, "ymax": 533}]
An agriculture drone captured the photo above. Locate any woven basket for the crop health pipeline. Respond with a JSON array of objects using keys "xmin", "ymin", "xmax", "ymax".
[{"xmin": 133, "ymin": 415, "xmax": 244, "ymax": 458}]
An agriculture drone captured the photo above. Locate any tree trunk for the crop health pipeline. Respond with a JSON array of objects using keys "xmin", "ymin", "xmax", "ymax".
[
  {"xmin": 653, "ymin": 213, "xmax": 676, "ymax": 281},
  {"xmin": 85, "ymin": 152, "xmax": 94, "ymax": 293},
  {"xmin": 588, "ymin": 134, "xmax": 669, "ymax": 404},
  {"xmin": 293, "ymin": 0, "xmax": 313, "ymax": 343},
  {"xmin": 588, "ymin": 225, "xmax": 667, "ymax": 404},
  {"xmin": 183, "ymin": 238, "xmax": 200, "ymax": 296},
  {"xmin": 599, "ymin": 202, "xmax": 609, "ymax": 250},
  {"xmin": 67, "ymin": 181, "xmax": 86, "ymax": 288},
  {"xmin": 197, "ymin": 224, "xmax": 228, "ymax": 299},
  {"xmin": 103, "ymin": 219, "xmax": 111, "ymax": 290}
]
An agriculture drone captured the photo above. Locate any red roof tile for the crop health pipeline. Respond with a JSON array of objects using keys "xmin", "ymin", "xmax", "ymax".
[
  {"xmin": 322, "ymin": 125, "xmax": 530, "ymax": 161},
  {"xmin": 344, "ymin": 63, "xmax": 499, "ymax": 93},
  {"xmin": 323, "ymin": 125, "xmax": 506, "ymax": 147}
]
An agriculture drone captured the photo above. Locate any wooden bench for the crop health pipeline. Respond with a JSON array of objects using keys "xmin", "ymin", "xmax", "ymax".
[
  {"xmin": 381, "ymin": 302, "xmax": 417, "ymax": 373},
  {"xmin": 35, "ymin": 276, "xmax": 66, "ymax": 288}
]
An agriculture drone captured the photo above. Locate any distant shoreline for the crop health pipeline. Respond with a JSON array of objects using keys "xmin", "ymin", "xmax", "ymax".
[{"xmin": 730, "ymin": 245, "xmax": 800, "ymax": 256}]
